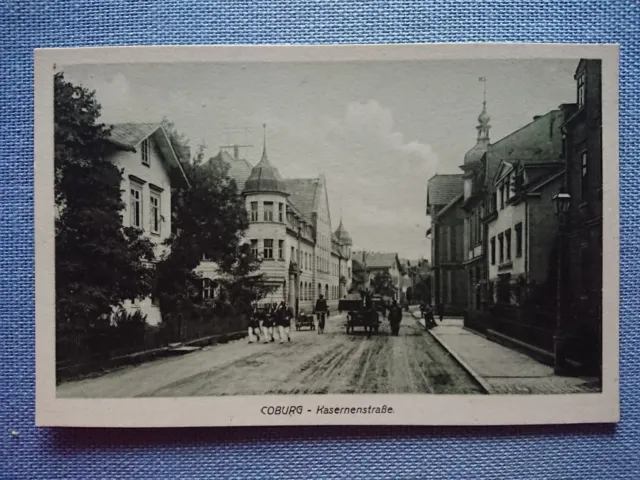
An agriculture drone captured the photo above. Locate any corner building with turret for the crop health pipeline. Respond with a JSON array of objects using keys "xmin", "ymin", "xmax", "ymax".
[{"xmin": 199, "ymin": 130, "xmax": 353, "ymax": 315}]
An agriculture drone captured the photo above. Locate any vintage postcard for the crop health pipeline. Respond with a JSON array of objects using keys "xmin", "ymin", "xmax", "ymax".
[{"xmin": 35, "ymin": 43, "xmax": 619, "ymax": 427}]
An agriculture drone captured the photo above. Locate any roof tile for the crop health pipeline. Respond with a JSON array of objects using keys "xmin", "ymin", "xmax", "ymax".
[
  {"xmin": 427, "ymin": 174, "xmax": 464, "ymax": 206},
  {"xmin": 283, "ymin": 178, "xmax": 320, "ymax": 219},
  {"xmin": 108, "ymin": 123, "xmax": 161, "ymax": 149},
  {"xmin": 213, "ymin": 150, "xmax": 254, "ymax": 193}
]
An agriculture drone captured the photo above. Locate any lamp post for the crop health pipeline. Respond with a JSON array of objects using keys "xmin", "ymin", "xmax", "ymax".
[{"xmin": 552, "ymin": 191, "xmax": 571, "ymax": 375}]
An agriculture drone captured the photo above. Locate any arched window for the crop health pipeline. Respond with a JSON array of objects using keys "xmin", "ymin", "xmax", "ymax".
[
  {"xmin": 283, "ymin": 279, "xmax": 287, "ymax": 300},
  {"xmin": 325, "ymin": 284, "xmax": 329, "ymax": 299},
  {"xmin": 300, "ymin": 281, "xmax": 303, "ymax": 301}
]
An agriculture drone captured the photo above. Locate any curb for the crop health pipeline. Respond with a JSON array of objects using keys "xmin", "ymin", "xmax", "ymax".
[{"xmin": 426, "ymin": 327, "xmax": 493, "ymax": 395}]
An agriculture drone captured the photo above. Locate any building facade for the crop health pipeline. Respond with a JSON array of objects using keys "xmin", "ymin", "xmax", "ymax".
[
  {"xmin": 107, "ymin": 123, "xmax": 190, "ymax": 326},
  {"xmin": 480, "ymin": 108, "xmax": 571, "ymax": 355},
  {"xmin": 562, "ymin": 59, "xmax": 603, "ymax": 373},
  {"xmin": 426, "ymin": 174, "xmax": 467, "ymax": 315},
  {"xmin": 197, "ymin": 136, "xmax": 353, "ymax": 314},
  {"xmin": 460, "ymin": 97, "xmax": 492, "ymax": 329}
]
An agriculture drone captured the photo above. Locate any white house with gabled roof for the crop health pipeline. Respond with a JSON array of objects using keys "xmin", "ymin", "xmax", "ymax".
[{"xmin": 106, "ymin": 123, "xmax": 190, "ymax": 325}]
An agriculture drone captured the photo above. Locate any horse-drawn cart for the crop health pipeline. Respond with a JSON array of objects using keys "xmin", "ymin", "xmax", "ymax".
[{"xmin": 339, "ymin": 299, "xmax": 380, "ymax": 334}]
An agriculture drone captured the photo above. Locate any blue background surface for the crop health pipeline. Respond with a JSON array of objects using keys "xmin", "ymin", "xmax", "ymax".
[{"xmin": 1, "ymin": 1, "xmax": 639, "ymax": 478}]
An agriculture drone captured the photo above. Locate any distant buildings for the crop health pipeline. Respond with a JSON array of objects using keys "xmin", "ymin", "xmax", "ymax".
[
  {"xmin": 106, "ymin": 123, "xmax": 190, "ymax": 325},
  {"xmin": 400, "ymin": 258, "xmax": 431, "ymax": 304},
  {"xmin": 426, "ymin": 175, "xmax": 467, "ymax": 315},
  {"xmin": 350, "ymin": 251, "xmax": 402, "ymax": 299}
]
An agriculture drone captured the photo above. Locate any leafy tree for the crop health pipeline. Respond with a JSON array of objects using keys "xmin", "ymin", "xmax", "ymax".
[
  {"xmin": 154, "ymin": 121, "xmax": 274, "ymax": 337},
  {"xmin": 369, "ymin": 270, "xmax": 397, "ymax": 298},
  {"xmin": 54, "ymin": 72, "xmax": 156, "ymax": 334}
]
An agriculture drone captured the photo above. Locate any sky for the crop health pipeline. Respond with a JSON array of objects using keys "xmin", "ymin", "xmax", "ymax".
[{"xmin": 62, "ymin": 58, "xmax": 578, "ymax": 260}]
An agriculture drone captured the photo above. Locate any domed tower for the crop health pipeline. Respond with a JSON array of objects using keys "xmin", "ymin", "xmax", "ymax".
[
  {"xmin": 461, "ymin": 77, "xmax": 491, "ymax": 200},
  {"xmin": 243, "ymin": 124, "xmax": 289, "ymax": 197},
  {"xmin": 464, "ymin": 91, "xmax": 491, "ymax": 166},
  {"xmin": 242, "ymin": 124, "xmax": 289, "ymax": 303},
  {"xmin": 334, "ymin": 218, "xmax": 353, "ymax": 256}
]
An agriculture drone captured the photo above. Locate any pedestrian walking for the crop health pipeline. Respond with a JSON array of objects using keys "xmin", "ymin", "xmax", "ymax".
[
  {"xmin": 275, "ymin": 301, "xmax": 292, "ymax": 343},
  {"xmin": 389, "ymin": 299, "xmax": 403, "ymax": 336},
  {"xmin": 247, "ymin": 304, "xmax": 261, "ymax": 344},
  {"xmin": 262, "ymin": 304, "xmax": 276, "ymax": 343},
  {"xmin": 437, "ymin": 302, "xmax": 444, "ymax": 323},
  {"xmin": 314, "ymin": 294, "xmax": 328, "ymax": 334},
  {"xmin": 422, "ymin": 303, "xmax": 436, "ymax": 329}
]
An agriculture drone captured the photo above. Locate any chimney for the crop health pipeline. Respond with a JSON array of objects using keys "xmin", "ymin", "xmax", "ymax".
[{"xmin": 533, "ymin": 115, "xmax": 542, "ymax": 121}]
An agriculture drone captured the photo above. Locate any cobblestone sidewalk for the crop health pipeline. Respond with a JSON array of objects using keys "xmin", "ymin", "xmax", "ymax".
[{"xmin": 423, "ymin": 318, "xmax": 601, "ymax": 395}]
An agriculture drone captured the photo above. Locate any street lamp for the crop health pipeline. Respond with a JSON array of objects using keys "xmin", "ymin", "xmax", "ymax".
[
  {"xmin": 552, "ymin": 190, "xmax": 571, "ymax": 375},
  {"xmin": 552, "ymin": 192, "xmax": 571, "ymax": 216}
]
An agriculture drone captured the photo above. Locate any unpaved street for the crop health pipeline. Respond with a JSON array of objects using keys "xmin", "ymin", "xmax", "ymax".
[{"xmin": 57, "ymin": 313, "xmax": 483, "ymax": 397}]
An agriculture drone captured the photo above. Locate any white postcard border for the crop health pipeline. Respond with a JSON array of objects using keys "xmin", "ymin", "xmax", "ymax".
[{"xmin": 34, "ymin": 43, "xmax": 620, "ymax": 427}]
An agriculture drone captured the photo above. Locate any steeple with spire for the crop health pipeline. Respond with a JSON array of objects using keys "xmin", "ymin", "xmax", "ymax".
[
  {"xmin": 242, "ymin": 124, "xmax": 289, "ymax": 195},
  {"xmin": 463, "ymin": 77, "xmax": 491, "ymax": 166}
]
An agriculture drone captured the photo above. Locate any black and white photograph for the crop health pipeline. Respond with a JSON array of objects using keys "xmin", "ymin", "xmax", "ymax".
[{"xmin": 35, "ymin": 44, "xmax": 619, "ymax": 427}]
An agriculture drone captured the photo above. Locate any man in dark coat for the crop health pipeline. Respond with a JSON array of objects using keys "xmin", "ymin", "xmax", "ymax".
[
  {"xmin": 275, "ymin": 301, "xmax": 292, "ymax": 343},
  {"xmin": 261, "ymin": 304, "xmax": 275, "ymax": 343},
  {"xmin": 248, "ymin": 304, "xmax": 261, "ymax": 344},
  {"xmin": 314, "ymin": 294, "xmax": 328, "ymax": 334},
  {"xmin": 389, "ymin": 299, "xmax": 403, "ymax": 336}
]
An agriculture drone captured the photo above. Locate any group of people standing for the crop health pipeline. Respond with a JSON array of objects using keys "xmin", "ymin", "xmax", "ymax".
[{"xmin": 248, "ymin": 301, "xmax": 294, "ymax": 344}]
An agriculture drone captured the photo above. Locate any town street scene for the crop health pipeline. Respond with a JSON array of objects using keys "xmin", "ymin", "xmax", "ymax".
[{"xmin": 55, "ymin": 57, "xmax": 602, "ymax": 398}]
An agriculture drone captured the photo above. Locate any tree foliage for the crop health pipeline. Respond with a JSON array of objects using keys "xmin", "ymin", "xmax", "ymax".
[
  {"xmin": 54, "ymin": 72, "xmax": 155, "ymax": 330},
  {"xmin": 154, "ymin": 120, "xmax": 274, "ymax": 334},
  {"xmin": 370, "ymin": 270, "xmax": 397, "ymax": 298}
]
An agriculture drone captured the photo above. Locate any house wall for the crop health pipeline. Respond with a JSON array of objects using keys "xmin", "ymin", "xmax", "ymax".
[
  {"xmin": 328, "ymin": 250, "xmax": 342, "ymax": 307},
  {"xmin": 527, "ymin": 177, "xmax": 562, "ymax": 285},
  {"xmin": 487, "ymin": 202, "xmax": 526, "ymax": 281},
  {"xmin": 111, "ymin": 139, "xmax": 172, "ymax": 257},
  {"xmin": 110, "ymin": 137, "xmax": 173, "ymax": 327},
  {"xmin": 243, "ymin": 192, "xmax": 289, "ymax": 306},
  {"xmin": 313, "ymin": 177, "xmax": 334, "ymax": 306},
  {"xmin": 433, "ymin": 200, "xmax": 467, "ymax": 315},
  {"xmin": 564, "ymin": 60, "xmax": 603, "ymax": 373}
]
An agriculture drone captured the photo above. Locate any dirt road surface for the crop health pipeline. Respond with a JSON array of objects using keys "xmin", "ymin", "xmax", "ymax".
[{"xmin": 57, "ymin": 313, "xmax": 484, "ymax": 397}]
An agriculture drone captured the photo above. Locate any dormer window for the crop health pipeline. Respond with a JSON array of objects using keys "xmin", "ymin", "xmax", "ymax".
[{"xmin": 141, "ymin": 139, "xmax": 151, "ymax": 166}]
